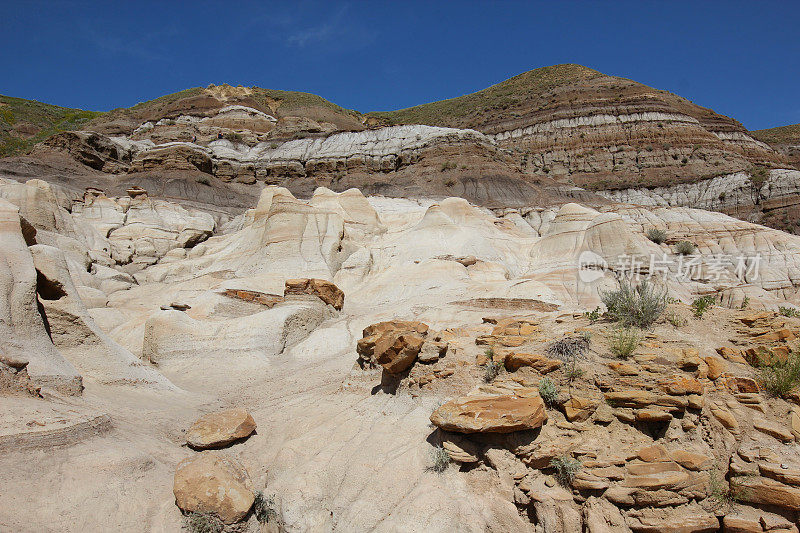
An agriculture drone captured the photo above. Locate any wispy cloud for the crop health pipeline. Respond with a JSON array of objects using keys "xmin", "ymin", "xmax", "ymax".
[{"xmin": 284, "ymin": 3, "xmax": 352, "ymax": 48}]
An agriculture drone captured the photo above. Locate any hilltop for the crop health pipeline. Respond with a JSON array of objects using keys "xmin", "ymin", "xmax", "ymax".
[{"xmin": 0, "ymin": 94, "xmax": 102, "ymax": 156}]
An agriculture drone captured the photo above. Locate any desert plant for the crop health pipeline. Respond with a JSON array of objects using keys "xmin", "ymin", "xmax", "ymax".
[
  {"xmin": 666, "ymin": 310, "xmax": 688, "ymax": 327},
  {"xmin": 779, "ymin": 306, "xmax": 800, "ymax": 318},
  {"xmin": 440, "ymin": 161, "xmax": 457, "ymax": 172},
  {"xmin": 444, "ymin": 179, "xmax": 456, "ymax": 187},
  {"xmin": 253, "ymin": 491, "xmax": 277, "ymax": 524},
  {"xmin": 546, "ymin": 334, "xmax": 591, "ymax": 362},
  {"xmin": 549, "ymin": 455, "xmax": 582, "ymax": 487},
  {"xmin": 646, "ymin": 228, "xmax": 667, "ymax": 244},
  {"xmin": 538, "ymin": 377, "xmax": 559, "ymax": 407},
  {"xmin": 196, "ymin": 176, "xmax": 211, "ymax": 186},
  {"xmin": 428, "ymin": 445, "xmax": 451, "ymax": 473},
  {"xmin": 483, "ymin": 360, "xmax": 503, "ymax": 383},
  {"xmin": 609, "ymin": 327, "xmax": 641, "ymax": 359},
  {"xmin": 691, "ymin": 295, "xmax": 715, "ymax": 318},
  {"xmin": 709, "ymin": 470, "xmax": 750, "ymax": 511},
  {"xmin": 547, "ymin": 334, "xmax": 590, "ymax": 385},
  {"xmin": 757, "ymin": 351, "xmax": 800, "ymax": 398},
  {"xmin": 741, "ymin": 296, "xmax": 750, "ymax": 309},
  {"xmin": 184, "ymin": 512, "xmax": 224, "ymax": 533},
  {"xmin": 601, "ymin": 278, "xmax": 667, "ymax": 329},
  {"xmin": 674, "ymin": 241, "xmax": 696, "ymax": 255},
  {"xmin": 584, "ymin": 306, "xmax": 602, "ymax": 323}
]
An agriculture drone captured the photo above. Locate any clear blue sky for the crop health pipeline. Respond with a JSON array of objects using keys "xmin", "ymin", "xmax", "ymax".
[{"xmin": 2, "ymin": 0, "xmax": 798, "ymax": 130}]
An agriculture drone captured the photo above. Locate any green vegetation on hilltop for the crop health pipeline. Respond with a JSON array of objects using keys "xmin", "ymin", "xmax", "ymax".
[
  {"xmin": 368, "ymin": 64, "xmax": 605, "ymax": 126},
  {"xmin": 249, "ymin": 87, "xmax": 361, "ymax": 117},
  {"xmin": 0, "ymin": 95, "xmax": 102, "ymax": 156},
  {"xmin": 751, "ymin": 124, "xmax": 800, "ymax": 146}
]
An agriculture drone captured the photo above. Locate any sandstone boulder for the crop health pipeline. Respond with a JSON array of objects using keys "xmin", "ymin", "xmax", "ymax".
[
  {"xmin": 561, "ymin": 396, "xmax": 598, "ymax": 422},
  {"xmin": 430, "ymin": 388, "xmax": 547, "ymax": 433},
  {"xmin": 730, "ymin": 475, "xmax": 800, "ymax": 510},
  {"xmin": 504, "ymin": 352, "xmax": 562, "ymax": 373},
  {"xmin": 186, "ymin": 408, "xmax": 256, "ymax": 449},
  {"xmin": 173, "ymin": 451, "xmax": 254, "ymax": 524},
  {"xmin": 284, "ymin": 278, "xmax": 344, "ymax": 310},
  {"xmin": 356, "ymin": 320, "xmax": 429, "ymax": 372}
]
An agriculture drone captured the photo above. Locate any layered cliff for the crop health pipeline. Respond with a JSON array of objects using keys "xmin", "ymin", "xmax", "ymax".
[{"xmin": 373, "ymin": 64, "xmax": 786, "ymax": 189}]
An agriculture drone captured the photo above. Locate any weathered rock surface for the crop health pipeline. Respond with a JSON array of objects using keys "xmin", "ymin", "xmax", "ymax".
[
  {"xmin": 356, "ymin": 320, "xmax": 429, "ymax": 371},
  {"xmin": 186, "ymin": 408, "xmax": 256, "ymax": 449},
  {"xmin": 430, "ymin": 388, "xmax": 547, "ymax": 433},
  {"xmin": 173, "ymin": 451, "xmax": 254, "ymax": 523},
  {"xmin": 284, "ymin": 278, "xmax": 344, "ymax": 310}
]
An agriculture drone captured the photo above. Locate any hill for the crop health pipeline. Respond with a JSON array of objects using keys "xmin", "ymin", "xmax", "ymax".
[
  {"xmin": 0, "ymin": 94, "xmax": 102, "ymax": 156},
  {"xmin": 371, "ymin": 64, "xmax": 784, "ymax": 189}
]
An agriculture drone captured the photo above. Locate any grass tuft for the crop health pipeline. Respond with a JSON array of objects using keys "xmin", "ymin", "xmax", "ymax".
[
  {"xmin": 757, "ymin": 351, "xmax": 800, "ymax": 398},
  {"xmin": 609, "ymin": 327, "xmax": 641, "ymax": 358}
]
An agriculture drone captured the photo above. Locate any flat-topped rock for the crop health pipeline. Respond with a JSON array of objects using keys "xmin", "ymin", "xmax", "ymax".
[
  {"xmin": 430, "ymin": 387, "xmax": 547, "ymax": 433},
  {"xmin": 186, "ymin": 408, "xmax": 256, "ymax": 449}
]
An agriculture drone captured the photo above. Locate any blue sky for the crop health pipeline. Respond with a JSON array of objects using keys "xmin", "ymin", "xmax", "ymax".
[{"xmin": 2, "ymin": 0, "xmax": 798, "ymax": 130}]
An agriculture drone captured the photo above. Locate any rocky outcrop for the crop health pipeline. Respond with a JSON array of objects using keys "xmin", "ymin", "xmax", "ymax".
[
  {"xmin": 284, "ymin": 278, "xmax": 344, "ymax": 310},
  {"xmin": 186, "ymin": 408, "xmax": 256, "ymax": 450},
  {"xmin": 173, "ymin": 451, "xmax": 254, "ymax": 524},
  {"xmin": 356, "ymin": 320, "xmax": 429, "ymax": 372},
  {"xmin": 0, "ymin": 199, "xmax": 82, "ymax": 394},
  {"xmin": 430, "ymin": 387, "xmax": 547, "ymax": 433}
]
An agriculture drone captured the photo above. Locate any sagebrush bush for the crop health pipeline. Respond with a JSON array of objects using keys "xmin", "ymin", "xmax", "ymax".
[
  {"xmin": 757, "ymin": 351, "xmax": 800, "ymax": 398},
  {"xmin": 483, "ymin": 360, "xmax": 502, "ymax": 383},
  {"xmin": 674, "ymin": 240, "xmax": 696, "ymax": 255},
  {"xmin": 538, "ymin": 377, "xmax": 559, "ymax": 407},
  {"xmin": 428, "ymin": 445, "xmax": 451, "ymax": 473},
  {"xmin": 601, "ymin": 279, "xmax": 667, "ymax": 329},
  {"xmin": 550, "ymin": 455, "xmax": 582, "ymax": 486},
  {"xmin": 609, "ymin": 327, "xmax": 641, "ymax": 358},
  {"xmin": 646, "ymin": 228, "xmax": 667, "ymax": 244}
]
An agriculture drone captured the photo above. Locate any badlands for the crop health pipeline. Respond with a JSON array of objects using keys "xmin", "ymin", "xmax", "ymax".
[{"xmin": 2, "ymin": 66, "xmax": 800, "ymax": 532}]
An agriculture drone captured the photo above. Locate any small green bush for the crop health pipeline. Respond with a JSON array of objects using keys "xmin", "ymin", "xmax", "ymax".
[
  {"xmin": 601, "ymin": 279, "xmax": 667, "ymax": 329},
  {"xmin": 740, "ymin": 296, "xmax": 750, "ymax": 309},
  {"xmin": 538, "ymin": 377, "xmax": 559, "ymax": 407},
  {"xmin": 609, "ymin": 327, "xmax": 641, "ymax": 358},
  {"xmin": 757, "ymin": 351, "xmax": 800, "ymax": 398},
  {"xmin": 666, "ymin": 311, "xmax": 687, "ymax": 327},
  {"xmin": 550, "ymin": 455, "xmax": 582, "ymax": 487},
  {"xmin": 196, "ymin": 176, "xmax": 211, "ymax": 186},
  {"xmin": 439, "ymin": 161, "xmax": 457, "ymax": 172},
  {"xmin": 444, "ymin": 179, "xmax": 456, "ymax": 187},
  {"xmin": 428, "ymin": 445, "xmax": 451, "ymax": 473},
  {"xmin": 692, "ymin": 295, "xmax": 715, "ymax": 318},
  {"xmin": 779, "ymin": 306, "xmax": 800, "ymax": 318},
  {"xmin": 646, "ymin": 228, "xmax": 667, "ymax": 244},
  {"xmin": 584, "ymin": 306, "xmax": 602, "ymax": 323},
  {"xmin": 674, "ymin": 241, "xmax": 696, "ymax": 255}
]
